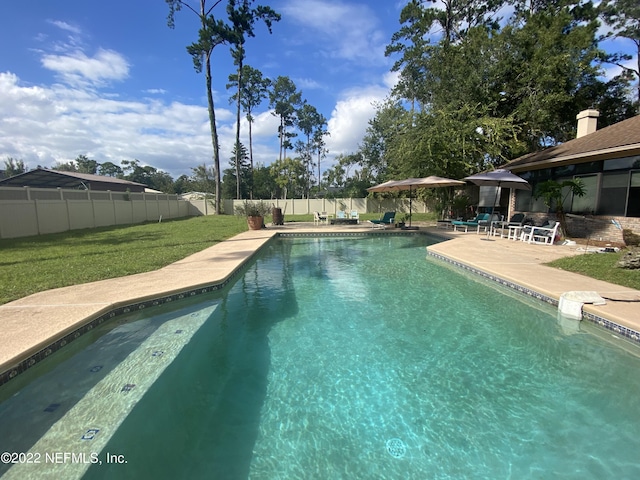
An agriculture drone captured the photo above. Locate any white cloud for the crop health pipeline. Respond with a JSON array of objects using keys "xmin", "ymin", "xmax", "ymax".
[
  {"xmin": 42, "ymin": 19, "xmax": 89, "ymax": 57},
  {"xmin": 281, "ymin": 0, "xmax": 388, "ymax": 66},
  {"xmin": 325, "ymin": 81, "xmax": 392, "ymax": 156},
  {"xmin": 0, "ymin": 69, "xmax": 279, "ymax": 178},
  {"xmin": 215, "ymin": 110, "xmax": 282, "ymax": 169},
  {"xmin": 248, "ymin": 110, "xmax": 281, "ymax": 138},
  {"xmin": 47, "ymin": 20, "xmax": 83, "ymax": 35},
  {"xmin": 295, "ymin": 77, "xmax": 323, "ymax": 91},
  {"xmin": 0, "ymin": 72, "xmax": 218, "ymax": 177},
  {"xmin": 41, "ymin": 48, "xmax": 130, "ymax": 88}
]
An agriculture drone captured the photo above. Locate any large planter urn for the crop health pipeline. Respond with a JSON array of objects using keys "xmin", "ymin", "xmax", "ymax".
[{"xmin": 247, "ymin": 215, "xmax": 263, "ymax": 230}]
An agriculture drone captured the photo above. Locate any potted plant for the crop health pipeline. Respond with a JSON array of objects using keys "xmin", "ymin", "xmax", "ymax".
[
  {"xmin": 396, "ymin": 214, "xmax": 406, "ymax": 229},
  {"xmin": 234, "ymin": 200, "xmax": 271, "ymax": 230}
]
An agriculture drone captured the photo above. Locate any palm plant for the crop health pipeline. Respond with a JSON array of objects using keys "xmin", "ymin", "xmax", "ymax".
[{"xmin": 533, "ymin": 179, "xmax": 586, "ymax": 237}]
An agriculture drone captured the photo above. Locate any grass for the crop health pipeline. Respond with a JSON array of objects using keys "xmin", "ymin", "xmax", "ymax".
[
  {"xmin": 546, "ymin": 250, "xmax": 640, "ymax": 290},
  {"xmin": 0, "ymin": 215, "xmax": 248, "ymax": 305}
]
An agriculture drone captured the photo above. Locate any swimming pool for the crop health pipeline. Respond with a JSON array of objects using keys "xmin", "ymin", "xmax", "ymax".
[{"xmin": 1, "ymin": 235, "xmax": 640, "ymax": 479}]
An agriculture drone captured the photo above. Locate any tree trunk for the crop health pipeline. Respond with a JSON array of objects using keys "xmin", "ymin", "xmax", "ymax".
[
  {"xmin": 205, "ymin": 53, "xmax": 221, "ymax": 214},
  {"xmin": 235, "ymin": 59, "xmax": 242, "ymax": 200},
  {"xmin": 556, "ymin": 209, "xmax": 569, "ymax": 238},
  {"xmin": 248, "ymin": 115, "xmax": 254, "ymax": 199},
  {"xmin": 317, "ymin": 150, "xmax": 321, "ymax": 192},
  {"xmin": 279, "ymin": 116, "xmax": 284, "ymax": 161}
]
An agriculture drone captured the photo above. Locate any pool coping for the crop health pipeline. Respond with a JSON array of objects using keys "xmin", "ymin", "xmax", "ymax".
[{"xmin": 2, "ymin": 225, "xmax": 639, "ymax": 387}]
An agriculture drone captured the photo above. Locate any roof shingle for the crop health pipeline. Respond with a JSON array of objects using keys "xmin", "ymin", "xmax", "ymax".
[{"xmin": 504, "ymin": 114, "xmax": 640, "ymax": 171}]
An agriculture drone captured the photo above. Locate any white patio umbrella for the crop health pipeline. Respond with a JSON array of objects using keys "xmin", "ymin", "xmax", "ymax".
[
  {"xmin": 463, "ymin": 169, "xmax": 531, "ymax": 237},
  {"xmin": 463, "ymin": 169, "xmax": 531, "ymax": 191},
  {"xmin": 368, "ymin": 176, "xmax": 466, "ymax": 228}
]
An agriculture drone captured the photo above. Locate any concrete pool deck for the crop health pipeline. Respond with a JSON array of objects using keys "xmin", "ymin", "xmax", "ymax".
[{"xmin": 2, "ymin": 222, "xmax": 640, "ymax": 382}]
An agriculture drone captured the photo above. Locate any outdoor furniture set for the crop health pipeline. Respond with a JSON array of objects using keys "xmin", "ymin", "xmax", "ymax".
[
  {"xmin": 313, "ymin": 211, "xmax": 360, "ymax": 226},
  {"xmin": 449, "ymin": 212, "xmax": 560, "ymax": 245},
  {"xmin": 495, "ymin": 215, "xmax": 560, "ymax": 245},
  {"xmin": 451, "ymin": 213, "xmax": 502, "ymax": 233}
]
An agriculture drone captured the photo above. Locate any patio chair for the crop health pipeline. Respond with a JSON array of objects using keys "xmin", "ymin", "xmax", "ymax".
[
  {"xmin": 369, "ymin": 211, "xmax": 395, "ymax": 229},
  {"xmin": 490, "ymin": 212, "xmax": 526, "ymax": 238},
  {"xmin": 313, "ymin": 211, "xmax": 328, "ymax": 225},
  {"xmin": 451, "ymin": 213, "xmax": 489, "ymax": 232},
  {"xmin": 477, "ymin": 213, "xmax": 502, "ymax": 234},
  {"xmin": 350, "ymin": 210, "xmax": 359, "ymax": 223},
  {"xmin": 336, "ymin": 210, "xmax": 347, "ymax": 219},
  {"xmin": 522, "ymin": 221, "xmax": 560, "ymax": 245},
  {"xmin": 507, "ymin": 213, "xmax": 525, "ymax": 226}
]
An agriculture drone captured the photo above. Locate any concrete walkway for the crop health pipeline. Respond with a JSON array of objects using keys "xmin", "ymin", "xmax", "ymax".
[{"xmin": 2, "ymin": 221, "xmax": 639, "ymax": 382}]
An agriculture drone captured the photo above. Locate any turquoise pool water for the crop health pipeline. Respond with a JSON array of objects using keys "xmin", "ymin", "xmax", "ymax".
[{"xmin": 2, "ymin": 235, "xmax": 640, "ymax": 479}]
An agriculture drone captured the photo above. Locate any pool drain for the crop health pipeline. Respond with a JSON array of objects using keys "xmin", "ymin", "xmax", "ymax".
[{"xmin": 386, "ymin": 438, "xmax": 406, "ymax": 459}]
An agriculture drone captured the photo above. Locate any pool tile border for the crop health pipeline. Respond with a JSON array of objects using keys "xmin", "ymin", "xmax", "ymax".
[
  {"xmin": 278, "ymin": 230, "xmax": 423, "ymax": 238},
  {"xmin": 277, "ymin": 230, "xmax": 449, "ymax": 240},
  {"xmin": 427, "ymin": 250, "xmax": 640, "ymax": 347}
]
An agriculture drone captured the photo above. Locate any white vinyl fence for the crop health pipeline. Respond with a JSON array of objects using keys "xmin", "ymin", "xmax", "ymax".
[
  {"xmin": 0, "ymin": 187, "xmax": 435, "ymax": 239},
  {"xmin": 0, "ymin": 187, "xmax": 192, "ymax": 239},
  {"xmin": 217, "ymin": 198, "xmax": 432, "ymax": 216}
]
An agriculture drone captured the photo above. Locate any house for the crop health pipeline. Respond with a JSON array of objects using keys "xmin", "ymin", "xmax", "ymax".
[
  {"xmin": 502, "ymin": 110, "xmax": 640, "ymax": 243},
  {"xmin": 0, "ymin": 168, "xmax": 147, "ymax": 192}
]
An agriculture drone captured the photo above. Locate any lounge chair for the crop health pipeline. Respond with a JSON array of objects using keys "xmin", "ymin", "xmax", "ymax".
[
  {"xmin": 336, "ymin": 210, "xmax": 347, "ymax": 219},
  {"xmin": 350, "ymin": 210, "xmax": 359, "ymax": 223},
  {"xmin": 368, "ymin": 211, "xmax": 395, "ymax": 229},
  {"xmin": 507, "ymin": 213, "xmax": 525, "ymax": 227},
  {"xmin": 522, "ymin": 221, "xmax": 560, "ymax": 245},
  {"xmin": 451, "ymin": 213, "xmax": 489, "ymax": 232}
]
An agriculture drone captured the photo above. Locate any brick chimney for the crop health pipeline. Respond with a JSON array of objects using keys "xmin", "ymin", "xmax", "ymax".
[{"xmin": 576, "ymin": 109, "xmax": 599, "ymax": 138}]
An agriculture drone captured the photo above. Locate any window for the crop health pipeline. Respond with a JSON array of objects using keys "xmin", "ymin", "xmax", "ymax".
[
  {"xmin": 479, "ymin": 186, "xmax": 500, "ymax": 207},
  {"xmin": 574, "ymin": 161, "xmax": 602, "ymax": 174},
  {"xmin": 515, "ymin": 189, "xmax": 531, "ymax": 212},
  {"xmin": 552, "ymin": 165, "xmax": 575, "ymax": 177},
  {"xmin": 627, "ymin": 171, "xmax": 640, "ymax": 217},
  {"xmin": 597, "ymin": 172, "xmax": 628, "ymax": 215},
  {"xmin": 603, "ymin": 156, "xmax": 640, "ymax": 171},
  {"xmin": 515, "ymin": 186, "xmax": 548, "ymax": 213},
  {"xmin": 571, "ymin": 175, "xmax": 597, "ymax": 214}
]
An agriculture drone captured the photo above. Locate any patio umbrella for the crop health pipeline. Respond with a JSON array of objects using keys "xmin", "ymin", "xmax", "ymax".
[
  {"xmin": 463, "ymin": 169, "xmax": 531, "ymax": 237},
  {"xmin": 463, "ymin": 169, "xmax": 531, "ymax": 191},
  {"xmin": 366, "ymin": 179, "xmax": 401, "ymax": 193},
  {"xmin": 367, "ymin": 176, "xmax": 466, "ymax": 228}
]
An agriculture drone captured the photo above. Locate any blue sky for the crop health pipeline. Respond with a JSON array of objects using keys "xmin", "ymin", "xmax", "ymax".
[{"xmin": 0, "ymin": 0, "xmax": 636, "ymax": 180}]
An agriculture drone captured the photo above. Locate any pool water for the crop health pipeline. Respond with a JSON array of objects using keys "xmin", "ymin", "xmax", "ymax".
[{"xmin": 2, "ymin": 235, "xmax": 640, "ymax": 479}]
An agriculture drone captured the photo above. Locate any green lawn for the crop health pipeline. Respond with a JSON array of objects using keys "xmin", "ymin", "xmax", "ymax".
[
  {"xmin": 546, "ymin": 250, "xmax": 640, "ymax": 290},
  {"xmin": 0, "ymin": 215, "xmax": 248, "ymax": 305}
]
